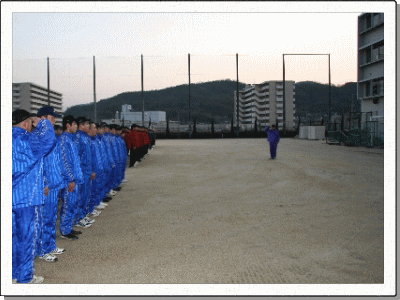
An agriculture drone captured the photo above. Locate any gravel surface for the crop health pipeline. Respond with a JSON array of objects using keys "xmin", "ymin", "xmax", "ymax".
[{"xmin": 34, "ymin": 138, "xmax": 384, "ymax": 285}]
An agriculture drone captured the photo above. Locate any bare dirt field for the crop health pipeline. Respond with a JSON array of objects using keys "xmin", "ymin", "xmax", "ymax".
[{"xmin": 34, "ymin": 138, "xmax": 384, "ymax": 285}]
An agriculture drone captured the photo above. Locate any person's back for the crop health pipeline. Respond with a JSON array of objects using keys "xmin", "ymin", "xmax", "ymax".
[{"xmin": 264, "ymin": 125, "xmax": 280, "ymax": 159}]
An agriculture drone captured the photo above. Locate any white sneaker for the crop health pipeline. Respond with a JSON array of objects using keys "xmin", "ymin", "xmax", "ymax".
[
  {"xmin": 39, "ymin": 253, "xmax": 58, "ymax": 262},
  {"xmin": 28, "ymin": 275, "xmax": 44, "ymax": 284},
  {"xmin": 100, "ymin": 201, "xmax": 108, "ymax": 206},
  {"xmin": 74, "ymin": 220, "xmax": 92, "ymax": 228},
  {"xmin": 49, "ymin": 247, "xmax": 65, "ymax": 255},
  {"xmin": 122, "ymin": 179, "xmax": 127, "ymax": 182},
  {"xmin": 95, "ymin": 205, "xmax": 106, "ymax": 210},
  {"xmin": 89, "ymin": 211, "xmax": 101, "ymax": 217},
  {"xmin": 83, "ymin": 217, "xmax": 95, "ymax": 224}
]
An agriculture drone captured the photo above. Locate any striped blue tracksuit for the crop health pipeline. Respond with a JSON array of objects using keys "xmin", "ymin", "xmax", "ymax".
[
  {"xmin": 88, "ymin": 135, "xmax": 105, "ymax": 213},
  {"xmin": 73, "ymin": 130, "xmax": 93, "ymax": 223},
  {"xmin": 12, "ymin": 119, "xmax": 55, "ymax": 283},
  {"xmin": 34, "ymin": 134, "xmax": 67, "ymax": 257},
  {"xmin": 57, "ymin": 132, "xmax": 84, "ymax": 235}
]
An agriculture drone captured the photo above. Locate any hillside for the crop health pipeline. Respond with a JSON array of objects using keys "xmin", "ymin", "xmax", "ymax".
[{"xmin": 64, "ymin": 80, "xmax": 358, "ymax": 123}]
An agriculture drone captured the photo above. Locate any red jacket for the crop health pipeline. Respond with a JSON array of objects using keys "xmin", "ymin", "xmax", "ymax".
[{"xmin": 128, "ymin": 130, "xmax": 140, "ymax": 149}]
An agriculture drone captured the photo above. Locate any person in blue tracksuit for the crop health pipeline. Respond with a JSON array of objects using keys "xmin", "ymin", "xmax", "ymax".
[
  {"xmin": 265, "ymin": 124, "xmax": 280, "ymax": 159},
  {"xmin": 115, "ymin": 126, "xmax": 127, "ymax": 184},
  {"xmin": 12, "ymin": 109, "xmax": 55, "ymax": 284},
  {"xmin": 87, "ymin": 122, "xmax": 106, "ymax": 216},
  {"xmin": 109, "ymin": 125, "xmax": 123, "ymax": 189},
  {"xmin": 97, "ymin": 123, "xmax": 114, "ymax": 206},
  {"xmin": 103, "ymin": 125, "xmax": 120, "ymax": 194},
  {"xmin": 73, "ymin": 117, "xmax": 96, "ymax": 229},
  {"xmin": 32, "ymin": 107, "xmax": 67, "ymax": 263},
  {"xmin": 57, "ymin": 116, "xmax": 84, "ymax": 240}
]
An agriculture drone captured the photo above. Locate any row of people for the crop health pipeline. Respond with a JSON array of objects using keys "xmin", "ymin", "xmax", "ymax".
[
  {"xmin": 124, "ymin": 124, "xmax": 156, "ymax": 168},
  {"xmin": 12, "ymin": 107, "xmax": 130, "ymax": 284}
]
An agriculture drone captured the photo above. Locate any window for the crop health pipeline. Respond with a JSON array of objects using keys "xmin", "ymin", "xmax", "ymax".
[
  {"xmin": 373, "ymin": 13, "xmax": 382, "ymax": 26},
  {"xmin": 372, "ymin": 78, "xmax": 383, "ymax": 96},
  {"xmin": 365, "ymin": 47, "xmax": 372, "ymax": 64},
  {"xmin": 373, "ymin": 41, "xmax": 384, "ymax": 60},
  {"xmin": 365, "ymin": 14, "xmax": 372, "ymax": 29},
  {"xmin": 365, "ymin": 81, "xmax": 371, "ymax": 97}
]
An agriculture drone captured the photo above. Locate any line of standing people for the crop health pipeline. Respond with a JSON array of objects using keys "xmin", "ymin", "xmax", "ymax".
[{"xmin": 12, "ymin": 107, "xmax": 129, "ymax": 284}]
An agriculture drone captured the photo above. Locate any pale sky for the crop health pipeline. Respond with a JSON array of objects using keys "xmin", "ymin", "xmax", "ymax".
[{"xmin": 9, "ymin": 4, "xmax": 368, "ymax": 110}]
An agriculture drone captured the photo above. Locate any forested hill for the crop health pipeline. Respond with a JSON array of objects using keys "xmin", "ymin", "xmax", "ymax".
[{"xmin": 64, "ymin": 80, "xmax": 358, "ymax": 123}]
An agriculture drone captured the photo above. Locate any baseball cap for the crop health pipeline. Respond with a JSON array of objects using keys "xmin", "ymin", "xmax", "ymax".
[
  {"xmin": 75, "ymin": 117, "xmax": 90, "ymax": 125},
  {"xmin": 37, "ymin": 106, "xmax": 62, "ymax": 118}
]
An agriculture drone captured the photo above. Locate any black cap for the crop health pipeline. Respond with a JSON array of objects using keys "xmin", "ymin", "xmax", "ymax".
[
  {"xmin": 63, "ymin": 115, "xmax": 76, "ymax": 125},
  {"xmin": 75, "ymin": 117, "xmax": 89, "ymax": 125},
  {"xmin": 37, "ymin": 106, "xmax": 62, "ymax": 118},
  {"xmin": 12, "ymin": 109, "xmax": 35, "ymax": 125}
]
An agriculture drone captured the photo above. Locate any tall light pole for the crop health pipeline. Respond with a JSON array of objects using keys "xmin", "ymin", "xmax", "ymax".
[
  {"xmin": 93, "ymin": 56, "xmax": 97, "ymax": 123},
  {"xmin": 47, "ymin": 57, "xmax": 50, "ymax": 106},
  {"xmin": 236, "ymin": 53, "xmax": 239, "ymax": 137},
  {"xmin": 141, "ymin": 54, "xmax": 144, "ymax": 127},
  {"xmin": 188, "ymin": 53, "xmax": 192, "ymax": 139}
]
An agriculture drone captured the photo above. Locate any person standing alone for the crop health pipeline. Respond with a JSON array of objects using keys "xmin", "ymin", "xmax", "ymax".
[{"xmin": 265, "ymin": 124, "xmax": 280, "ymax": 159}]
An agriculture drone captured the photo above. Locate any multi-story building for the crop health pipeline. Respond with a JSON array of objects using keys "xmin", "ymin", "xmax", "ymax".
[
  {"xmin": 234, "ymin": 81, "xmax": 296, "ymax": 130},
  {"xmin": 12, "ymin": 82, "xmax": 63, "ymax": 125},
  {"xmin": 357, "ymin": 13, "xmax": 384, "ymax": 141},
  {"xmin": 103, "ymin": 104, "xmax": 167, "ymax": 127}
]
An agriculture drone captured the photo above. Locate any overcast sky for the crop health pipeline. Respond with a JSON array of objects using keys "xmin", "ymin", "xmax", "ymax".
[
  {"xmin": 8, "ymin": 3, "xmax": 370, "ymax": 110},
  {"xmin": 4, "ymin": 2, "xmax": 395, "ymax": 112}
]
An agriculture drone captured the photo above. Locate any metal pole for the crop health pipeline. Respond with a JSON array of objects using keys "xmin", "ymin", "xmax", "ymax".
[
  {"xmin": 141, "ymin": 54, "xmax": 145, "ymax": 127},
  {"xmin": 93, "ymin": 56, "xmax": 97, "ymax": 123},
  {"xmin": 328, "ymin": 54, "xmax": 331, "ymax": 127},
  {"xmin": 236, "ymin": 53, "xmax": 239, "ymax": 137},
  {"xmin": 282, "ymin": 54, "xmax": 286, "ymax": 134},
  {"xmin": 188, "ymin": 53, "xmax": 192, "ymax": 139},
  {"xmin": 47, "ymin": 57, "xmax": 50, "ymax": 106}
]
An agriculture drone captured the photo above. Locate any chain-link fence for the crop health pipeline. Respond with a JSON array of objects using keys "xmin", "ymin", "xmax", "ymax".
[{"xmin": 326, "ymin": 111, "xmax": 383, "ymax": 147}]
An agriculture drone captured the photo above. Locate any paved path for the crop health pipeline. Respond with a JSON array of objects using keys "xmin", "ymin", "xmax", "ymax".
[{"xmin": 35, "ymin": 138, "xmax": 384, "ymax": 285}]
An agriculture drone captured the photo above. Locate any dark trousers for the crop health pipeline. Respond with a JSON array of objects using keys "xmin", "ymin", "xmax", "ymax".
[
  {"xmin": 269, "ymin": 142, "xmax": 278, "ymax": 158},
  {"xmin": 129, "ymin": 147, "xmax": 139, "ymax": 167}
]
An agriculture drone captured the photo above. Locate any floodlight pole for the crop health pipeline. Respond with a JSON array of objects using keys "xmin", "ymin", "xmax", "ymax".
[
  {"xmin": 283, "ymin": 55, "xmax": 286, "ymax": 134},
  {"xmin": 188, "ymin": 53, "xmax": 192, "ymax": 139},
  {"xmin": 141, "ymin": 54, "xmax": 145, "ymax": 127},
  {"xmin": 47, "ymin": 57, "xmax": 50, "ymax": 106},
  {"xmin": 93, "ymin": 56, "xmax": 97, "ymax": 123},
  {"xmin": 236, "ymin": 53, "xmax": 239, "ymax": 137}
]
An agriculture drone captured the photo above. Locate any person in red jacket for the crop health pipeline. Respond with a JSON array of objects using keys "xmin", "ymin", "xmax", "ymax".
[{"xmin": 128, "ymin": 124, "xmax": 141, "ymax": 168}]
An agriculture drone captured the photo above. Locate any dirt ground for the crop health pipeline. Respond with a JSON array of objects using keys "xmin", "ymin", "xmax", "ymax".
[{"xmin": 33, "ymin": 138, "xmax": 384, "ymax": 286}]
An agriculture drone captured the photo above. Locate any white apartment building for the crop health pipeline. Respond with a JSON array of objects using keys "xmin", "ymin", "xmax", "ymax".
[
  {"xmin": 103, "ymin": 104, "xmax": 167, "ymax": 127},
  {"xmin": 12, "ymin": 82, "xmax": 63, "ymax": 125},
  {"xmin": 234, "ymin": 81, "xmax": 296, "ymax": 130},
  {"xmin": 357, "ymin": 13, "xmax": 384, "ymax": 131}
]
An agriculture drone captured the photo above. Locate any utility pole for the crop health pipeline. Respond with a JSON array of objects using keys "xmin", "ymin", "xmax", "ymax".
[
  {"xmin": 188, "ymin": 53, "xmax": 192, "ymax": 139},
  {"xmin": 93, "ymin": 56, "xmax": 97, "ymax": 123},
  {"xmin": 282, "ymin": 54, "xmax": 286, "ymax": 134},
  {"xmin": 47, "ymin": 57, "xmax": 50, "ymax": 106},
  {"xmin": 141, "ymin": 54, "xmax": 144, "ymax": 127},
  {"xmin": 328, "ymin": 54, "xmax": 331, "ymax": 128},
  {"xmin": 236, "ymin": 53, "xmax": 239, "ymax": 137}
]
